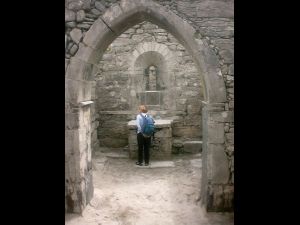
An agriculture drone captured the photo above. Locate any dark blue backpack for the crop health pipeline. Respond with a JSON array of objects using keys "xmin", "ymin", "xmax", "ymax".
[{"xmin": 140, "ymin": 114, "xmax": 155, "ymax": 138}]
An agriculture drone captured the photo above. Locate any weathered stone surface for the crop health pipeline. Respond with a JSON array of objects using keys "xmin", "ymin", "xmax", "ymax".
[
  {"xmin": 70, "ymin": 28, "xmax": 83, "ymax": 44},
  {"xmin": 225, "ymin": 133, "xmax": 234, "ymax": 144},
  {"xmin": 228, "ymin": 64, "xmax": 234, "ymax": 75},
  {"xmin": 225, "ymin": 74, "xmax": 233, "ymax": 80},
  {"xmin": 187, "ymin": 100, "xmax": 202, "ymax": 114},
  {"xmin": 172, "ymin": 139, "xmax": 183, "ymax": 148},
  {"xmin": 68, "ymin": 0, "xmax": 91, "ymax": 11},
  {"xmin": 210, "ymin": 111, "xmax": 234, "ymax": 123},
  {"xmin": 154, "ymin": 128, "xmax": 172, "ymax": 138},
  {"xmin": 207, "ymin": 122, "xmax": 224, "ymax": 144},
  {"xmin": 227, "ymin": 88, "xmax": 234, "ymax": 94},
  {"xmin": 95, "ymin": 1, "xmax": 106, "ymax": 11},
  {"xmin": 210, "ymin": 144, "xmax": 229, "ymax": 183},
  {"xmin": 91, "ymin": 8, "xmax": 101, "ymax": 16},
  {"xmin": 173, "ymin": 126, "xmax": 201, "ymax": 138},
  {"xmin": 219, "ymin": 49, "xmax": 234, "ymax": 64},
  {"xmin": 223, "ymin": 185, "xmax": 234, "ymax": 210},
  {"xmin": 77, "ymin": 23, "xmax": 92, "ymax": 30},
  {"xmin": 178, "ymin": 0, "xmax": 233, "ymax": 18},
  {"xmin": 65, "ymin": 129, "xmax": 79, "ymax": 156},
  {"xmin": 66, "ymin": 57, "xmax": 94, "ymax": 81},
  {"xmin": 66, "ymin": 113, "xmax": 80, "ymax": 130},
  {"xmin": 66, "ymin": 21, "xmax": 76, "ymax": 28},
  {"xmin": 183, "ymin": 141, "xmax": 202, "ymax": 153},
  {"xmin": 207, "ymin": 184, "xmax": 227, "ymax": 211},
  {"xmin": 69, "ymin": 44, "xmax": 79, "ymax": 55},
  {"xmin": 100, "ymin": 137, "xmax": 128, "ymax": 148},
  {"xmin": 224, "ymin": 125, "xmax": 229, "ymax": 132},
  {"xmin": 76, "ymin": 10, "xmax": 85, "ymax": 22},
  {"xmin": 65, "ymin": 9, "xmax": 76, "ymax": 22}
]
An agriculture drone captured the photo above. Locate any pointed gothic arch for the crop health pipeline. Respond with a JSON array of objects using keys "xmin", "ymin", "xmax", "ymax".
[{"xmin": 65, "ymin": 0, "xmax": 230, "ymax": 213}]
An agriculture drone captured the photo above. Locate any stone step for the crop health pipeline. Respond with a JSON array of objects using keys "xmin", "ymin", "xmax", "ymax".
[
  {"xmin": 183, "ymin": 141, "xmax": 203, "ymax": 153},
  {"xmin": 102, "ymin": 152, "xmax": 129, "ymax": 158},
  {"xmin": 135, "ymin": 161, "xmax": 175, "ymax": 168}
]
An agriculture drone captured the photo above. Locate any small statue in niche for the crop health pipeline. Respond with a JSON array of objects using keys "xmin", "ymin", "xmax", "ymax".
[{"xmin": 144, "ymin": 65, "xmax": 165, "ymax": 90}]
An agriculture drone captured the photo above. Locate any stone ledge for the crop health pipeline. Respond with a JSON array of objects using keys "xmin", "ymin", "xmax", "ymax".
[
  {"xmin": 127, "ymin": 119, "xmax": 173, "ymax": 129},
  {"xmin": 79, "ymin": 101, "xmax": 94, "ymax": 107},
  {"xmin": 183, "ymin": 140, "xmax": 203, "ymax": 153}
]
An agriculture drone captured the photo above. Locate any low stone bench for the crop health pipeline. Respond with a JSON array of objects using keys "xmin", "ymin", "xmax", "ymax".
[
  {"xmin": 127, "ymin": 119, "xmax": 173, "ymax": 159},
  {"xmin": 183, "ymin": 141, "xmax": 203, "ymax": 153}
]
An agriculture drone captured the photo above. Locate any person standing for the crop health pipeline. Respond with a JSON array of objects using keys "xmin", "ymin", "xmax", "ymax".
[{"xmin": 135, "ymin": 105, "xmax": 154, "ymax": 166}]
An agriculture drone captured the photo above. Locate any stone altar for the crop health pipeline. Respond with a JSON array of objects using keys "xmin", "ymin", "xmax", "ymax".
[{"xmin": 127, "ymin": 119, "xmax": 173, "ymax": 159}]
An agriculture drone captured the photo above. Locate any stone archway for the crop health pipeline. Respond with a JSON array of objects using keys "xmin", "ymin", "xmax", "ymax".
[{"xmin": 65, "ymin": 0, "xmax": 231, "ymax": 213}]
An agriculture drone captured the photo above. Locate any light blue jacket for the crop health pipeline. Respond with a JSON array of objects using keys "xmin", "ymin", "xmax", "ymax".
[{"xmin": 136, "ymin": 113, "xmax": 152, "ymax": 134}]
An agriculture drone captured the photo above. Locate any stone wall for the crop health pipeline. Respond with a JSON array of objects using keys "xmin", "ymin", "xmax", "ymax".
[{"xmin": 94, "ymin": 21, "xmax": 204, "ymax": 149}]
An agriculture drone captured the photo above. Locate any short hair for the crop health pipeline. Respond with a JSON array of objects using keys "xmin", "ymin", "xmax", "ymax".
[{"xmin": 139, "ymin": 105, "xmax": 148, "ymax": 113}]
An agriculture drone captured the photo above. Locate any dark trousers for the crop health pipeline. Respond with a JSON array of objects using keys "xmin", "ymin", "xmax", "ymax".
[{"xmin": 137, "ymin": 133, "xmax": 151, "ymax": 164}]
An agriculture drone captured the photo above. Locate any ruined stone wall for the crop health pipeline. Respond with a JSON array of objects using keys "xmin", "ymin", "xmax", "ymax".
[{"xmin": 94, "ymin": 21, "xmax": 204, "ymax": 149}]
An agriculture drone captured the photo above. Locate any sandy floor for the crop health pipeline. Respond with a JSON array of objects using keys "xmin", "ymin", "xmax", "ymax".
[{"xmin": 65, "ymin": 151, "xmax": 233, "ymax": 225}]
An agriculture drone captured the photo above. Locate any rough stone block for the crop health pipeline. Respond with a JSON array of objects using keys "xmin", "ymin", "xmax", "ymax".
[
  {"xmin": 223, "ymin": 185, "xmax": 234, "ymax": 210},
  {"xmin": 65, "ymin": 129, "xmax": 80, "ymax": 157},
  {"xmin": 225, "ymin": 133, "xmax": 234, "ymax": 144},
  {"xmin": 154, "ymin": 128, "xmax": 172, "ymax": 138},
  {"xmin": 187, "ymin": 100, "xmax": 202, "ymax": 114},
  {"xmin": 82, "ymin": 19, "xmax": 115, "ymax": 50},
  {"xmin": 177, "ymin": 1, "xmax": 233, "ymax": 18},
  {"xmin": 100, "ymin": 137, "xmax": 128, "ymax": 148},
  {"xmin": 209, "ymin": 111, "xmax": 234, "ymax": 123},
  {"xmin": 228, "ymin": 64, "xmax": 234, "ymax": 75},
  {"xmin": 95, "ymin": 1, "xmax": 106, "ymax": 12},
  {"xmin": 76, "ymin": 10, "xmax": 85, "ymax": 22},
  {"xmin": 207, "ymin": 184, "xmax": 225, "ymax": 211},
  {"xmin": 227, "ymin": 88, "xmax": 234, "ymax": 94},
  {"xmin": 203, "ymin": 103, "xmax": 225, "ymax": 112},
  {"xmin": 66, "ymin": 113, "xmax": 80, "ymax": 130},
  {"xmin": 143, "ymin": 91, "xmax": 161, "ymax": 105},
  {"xmin": 209, "ymin": 144, "xmax": 229, "ymax": 183},
  {"xmin": 66, "ymin": 22, "xmax": 76, "ymax": 29},
  {"xmin": 229, "ymin": 101, "xmax": 234, "ymax": 109},
  {"xmin": 176, "ymin": 98, "xmax": 187, "ymax": 111},
  {"xmin": 184, "ymin": 115, "xmax": 202, "ymax": 126},
  {"xmin": 65, "ymin": 9, "xmax": 76, "ymax": 22},
  {"xmin": 219, "ymin": 49, "xmax": 234, "ymax": 64},
  {"xmin": 152, "ymin": 138, "xmax": 172, "ymax": 156},
  {"xmin": 172, "ymin": 139, "xmax": 183, "ymax": 148},
  {"xmin": 65, "ymin": 78, "xmax": 81, "ymax": 104},
  {"xmin": 207, "ymin": 123, "xmax": 224, "ymax": 144},
  {"xmin": 65, "ymin": 59, "xmax": 69, "ymax": 72},
  {"xmin": 172, "ymin": 126, "xmax": 201, "ymax": 138},
  {"xmin": 100, "ymin": 3, "xmax": 123, "ymax": 31},
  {"xmin": 67, "ymin": 0, "xmax": 91, "ymax": 11},
  {"xmin": 85, "ymin": 170, "xmax": 94, "ymax": 205},
  {"xmin": 183, "ymin": 141, "xmax": 203, "ymax": 153},
  {"xmin": 69, "ymin": 44, "xmax": 79, "ymax": 55}
]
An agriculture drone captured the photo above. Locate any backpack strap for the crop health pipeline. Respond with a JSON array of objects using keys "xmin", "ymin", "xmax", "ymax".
[{"xmin": 139, "ymin": 113, "xmax": 146, "ymax": 132}]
